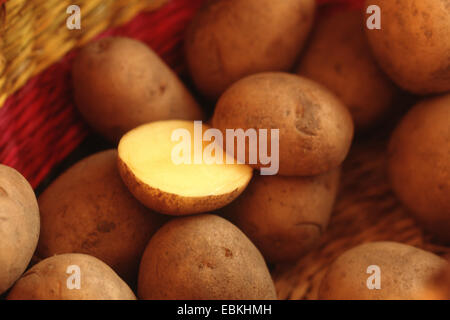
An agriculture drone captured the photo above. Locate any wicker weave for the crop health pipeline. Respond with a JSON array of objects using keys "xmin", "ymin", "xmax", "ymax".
[
  {"xmin": 0, "ymin": 0, "xmax": 448, "ymax": 300},
  {"xmin": 0, "ymin": 0, "xmax": 168, "ymax": 107}
]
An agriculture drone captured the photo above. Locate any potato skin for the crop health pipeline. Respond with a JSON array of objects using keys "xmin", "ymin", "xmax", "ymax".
[
  {"xmin": 364, "ymin": 0, "xmax": 450, "ymax": 94},
  {"xmin": 223, "ymin": 168, "xmax": 340, "ymax": 263},
  {"xmin": 387, "ymin": 94, "xmax": 450, "ymax": 243},
  {"xmin": 297, "ymin": 9, "xmax": 398, "ymax": 130},
  {"xmin": 0, "ymin": 165, "xmax": 40, "ymax": 294},
  {"xmin": 138, "ymin": 214, "xmax": 277, "ymax": 300},
  {"xmin": 185, "ymin": 0, "xmax": 316, "ymax": 99},
  {"xmin": 37, "ymin": 150, "xmax": 166, "ymax": 284},
  {"xmin": 7, "ymin": 254, "xmax": 136, "ymax": 300},
  {"xmin": 117, "ymin": 157, "xmax": 251, "ymax": 216},
  {"xmin": 212, "ymin": 72, "xmax": 354, "ymax": 176},
  {"xmin": 72, "ymin": 36, "xmax": 204, "ymax": 142},
  {"xmin": 318, "ymin": 242, "xmax": 447, "ymax": 300}
]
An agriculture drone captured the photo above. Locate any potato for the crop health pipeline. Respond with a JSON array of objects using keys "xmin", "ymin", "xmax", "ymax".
[
  {"xmin": 211, "ymin": 72, "xmax": 354, "ymax": 176},
  {"xmin": 7, "ymin": 254, "xmax": 136, "ymax": 300},
  {"xmin": 118, "ymin": 120, "xmax": 253, "ymax": 215},
  {"xmin": 72, "ymin": 36, "xmax": 204, "ymax": 143},
  {"xmin": 223, "ymin": 168, "xmax": 340, "ymax": 263},
  {"xmin": 185, "ymin": 0, "xmax": 316, "ymax": 99},
  {"xmin": 37, "ymin": 150, "xmax": 166, "ymax": 284},
  {"xmin": 0, "ymin": 165, "xmax": 40, "ymax": 294},
  {"xmin": 297, "ymin": 9, "xmax": 398, "ymax": 130},
  {"xmin": 138, "ymin": 214, "xmax": 277, "ymax": 299},
  {"xmin": 387, "ymin": 94, "xmax": 450, "ymax": 243},
  {"xmin": 364, "ymin": 0, "xmax": 450, "ymax": 94},
  {"xmin": 223, "ymin": 169, "xmax": 340, "ymax": 263},
  {"xmin": 318, "ymin": 242, "xmax": 447, "ymax": 300}
]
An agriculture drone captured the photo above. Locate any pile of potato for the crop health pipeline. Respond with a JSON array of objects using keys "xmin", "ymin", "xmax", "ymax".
[{"xmin": 1, "ymin": 0, "xmax": 449, "ymax": 300}]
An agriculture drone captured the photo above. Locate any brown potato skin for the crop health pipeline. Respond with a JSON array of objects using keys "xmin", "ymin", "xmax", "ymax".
[
  {"xmin": 364, "ymin": 0, "xmax": 450, "ymax": 94},
  {"xmin": 318, "ymin": 242, "xmax": 447, "ymax": 300},
  {"xmin": 0, "ymin": 165, "xmax": 40, "ymax": 294},
  {"xmin": 388, "ymin": 94, "xmax": 450, "ymax": 243},
  {"xmin": 212, "ymin": 72, "xmax": 354, "ymax": 176},
  {"xmin": 72, "ymin": 36, "xmax": 204, "ymax": 143},
  {"xmin": 185, "ymin": 0, "xmax": 316, "ymax": 99},
  {"xmin": 37, "ymin": 150, "xmax": 166, "ymax": 284},
  {"xmin": 7, "ymin": 254, "xmax": 136, "ymax": 300},
  {"xmin": 223, "ymin": 168, "xmax": 340, "ymax": 263},
  {"xmin": 138, "ymin": 214, "xmax": 277, "ymax": 300},
  {"xmin": 297, "ymin": 9, "xmax": 398, "ymax": 130},
  {"xmin": 117, "ymin": 157, "xmax": 251, "ymax": 216}
]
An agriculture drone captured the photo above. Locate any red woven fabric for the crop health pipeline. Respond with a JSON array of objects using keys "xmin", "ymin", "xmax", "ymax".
[{"xmin": 0, "ymin": 0, "xmax": 364, "ymax": 189}]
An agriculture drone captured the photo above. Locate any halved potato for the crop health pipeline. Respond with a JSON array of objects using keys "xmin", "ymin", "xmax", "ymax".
[{"xmin": 118, "ymin": 120, "xmax": 253, "ymax": 215}]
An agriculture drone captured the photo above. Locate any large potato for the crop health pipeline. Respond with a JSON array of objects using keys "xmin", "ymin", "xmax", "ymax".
[
  {"xmin": 364, "ymin": 0, "xmax": 450, "ymax": 94},
  {"xmin": 72, "ymin": 36, "xmax": 204, "ymax": 142},
  {"xmin": 388, "ymin": 94, "xmax": 450, "ymax": 243},
  {"xmin": 138, "ymin": 214, "xmax": 277, "ymax": 299},
  {"xmin": 37, "ymin": 150, "xmax": 166, "ymax": 284},
  {"xmin": 185, "ymin": 0, "xmax": 316, "ymax": 99},
  {"xmin": 212, "ymin": 72, "xmax": 354, "ymax": 176},
  {"xmin": 318, "ymin": 242, "xmax": 447, "ymax": 300},
  {"xmin": 297, "ymin": 9, "xmax": 398, "ymax": 130},
  {"xmin": 0, "ymin": 165, "xmax": 40, "ymax": 294},
  {"xmin": 7, "ymin": 254, "xmax": 136, "ymax": 300},
  {"xmin": 223, "ymin": 168, "xmax": 340, "ymax": 263}
]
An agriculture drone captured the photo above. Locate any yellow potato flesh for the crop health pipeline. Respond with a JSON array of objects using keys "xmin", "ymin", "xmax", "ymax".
[{"xmin": 118, "ymin": 120, "xmax": 253, "ymax": 198}]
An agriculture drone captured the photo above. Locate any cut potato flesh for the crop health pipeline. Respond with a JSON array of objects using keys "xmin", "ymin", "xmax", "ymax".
[{"xmin": 118, "ymin": 120, "xmax": 253, "ymax": 215}]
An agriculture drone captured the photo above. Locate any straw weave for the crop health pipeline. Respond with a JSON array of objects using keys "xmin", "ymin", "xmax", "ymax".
[{"xmin": 0, "ymin": 0, "xmax": 167, "ymax": 107}]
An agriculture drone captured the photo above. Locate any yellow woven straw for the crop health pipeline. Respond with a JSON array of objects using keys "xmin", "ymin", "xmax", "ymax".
[{"xmin": 0, "ymin": 0, "xmax": 168, "ymax": 107}]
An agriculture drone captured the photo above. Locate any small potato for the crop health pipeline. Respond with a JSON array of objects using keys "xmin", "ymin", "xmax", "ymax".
[
  {"xmin": 297, "ymin": 9, "xmax": 398, "ymax": 130},
  {"xmin": 7, "ymin": 254, "xmax": 136, "ymax": 300},
  {"xmin": 388, "ymin": 94, "xmax": 450, "ymax": 243},
  {"xmin": 212, "ymin": 72, "xmax": 354, "ymax": 176},
  {"xmin": 185, "ymin": 0, "xmax": 316, "ymax": 99},
  {"xmin": 223, "ymin": 168, "xmax": 340, "ymax": 263},
  {"xmin": 364, "ymin": 0, "xmax": 450, "ymax": 94},
  {"xmin": 72, "ymin": 36, "xmax": 204, "ymax": 142},
  {"xmin": 37, "ymin": 150, "xmax": 166, "ymax": 284},
  {"xmin": 0, "ymin": 165, "xmax": 40, "ymax": 294},
  {"xmin": 118, "ymin": 120, "xmax": 253, "ymax": 215},
  {"xmin": 318, "ymin": 242, "xmax": 447, "ymax": 300},
  {"xmin": 138, "ymin": 214, "xmax": 277, "ymax": 300}
]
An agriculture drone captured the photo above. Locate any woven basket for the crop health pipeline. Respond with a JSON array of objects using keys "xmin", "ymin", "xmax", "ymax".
[{"xmin": 0, "ymin": 0, "xmax": 448, "ymax": 300}]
